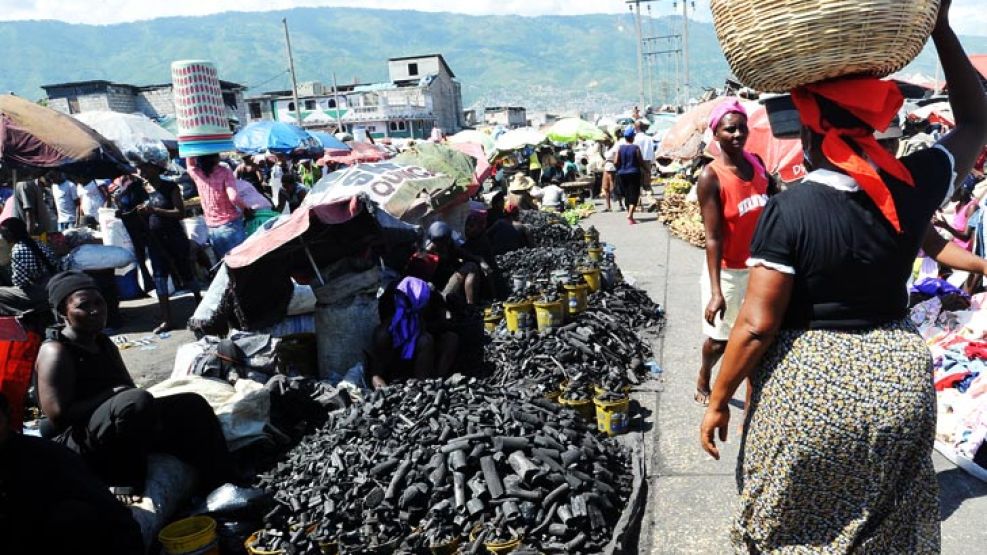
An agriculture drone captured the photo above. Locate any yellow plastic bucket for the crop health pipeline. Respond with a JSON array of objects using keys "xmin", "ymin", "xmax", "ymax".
[
  {"xmin": 580, "ymin": 267, "xmax": 602, "ymax": 292},
  {"xmin": 587, "ymin": 247, "xmax": 603, "ymax": 262},
  {"xmin": 159, "ymin": 516, "xmax": 219, "ymax": 555},
  {"xmin": 584, "ymin": 228, "xmax": 600, "ymax": 244},
  {"xmin": 594, "ymin": 395, "xmax": 631, "ymax": 436},
  {"xmin": 566, "ymin": 196, "xmax": 580, "ymax": 209},
  {"xmin": 503, "ymin": 301, "xmax": 534, "ymax": 333},
  {"xmin": 560, "ymin": 395, "xmax": 595, "ymax": 421},
  {"xmin": 593, "ymin": 384, "xmax": 632, "ymax": 397},
  {"xmin": 486, "ymin": 537, "xmax": 522, "ymax": 554},
  {"xmin": 244, "ymin": 532, "xmax": 284, "ymax": 555},
  {"xmin": 533, "ymin": 300, "xmax": 564, "ymax": 332},
  {"xmin": 484, "ymin": 314, "xmax": 503, "ymax": 332},
  {"xmin": 428, "ymin": 537, "xmax": 460, "ymax": 555},
  {"xmin": 544, "ymin": 389, "xmax": 561, "ymax": 403},
  {"xmin": 563, "ymin": 283, "xmax": 589, "ymax": 316}
]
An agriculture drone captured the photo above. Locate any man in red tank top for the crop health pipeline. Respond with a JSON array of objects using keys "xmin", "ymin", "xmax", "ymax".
[{"xmin": 695, "ymin": 100, "xmax": 775, "ymax": 407}]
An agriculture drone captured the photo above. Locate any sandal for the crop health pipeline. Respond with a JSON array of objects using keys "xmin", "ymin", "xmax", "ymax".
[
  {"xmin": 153, "ymin": 322, "xmax": 173, "ymax": 335},
  {"xmin": 694, "ymin": 389, "xmax": 711, "ymax": 407}
]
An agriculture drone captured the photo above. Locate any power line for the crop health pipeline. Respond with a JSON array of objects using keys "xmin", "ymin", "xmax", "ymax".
[{"xmin": 246, "ymin": 69, "xmax": 290, "ymax": 92}]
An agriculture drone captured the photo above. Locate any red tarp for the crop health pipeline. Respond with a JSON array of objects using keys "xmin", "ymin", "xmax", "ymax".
[{"xmin": 744, "ymin": 104, "xmax": 806, "ymax": 183}]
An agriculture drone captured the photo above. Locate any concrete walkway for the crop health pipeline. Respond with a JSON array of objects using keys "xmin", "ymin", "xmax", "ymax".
[{"xmin": 585, "ymin": 208, "xmax": 987, "ymax": 554}]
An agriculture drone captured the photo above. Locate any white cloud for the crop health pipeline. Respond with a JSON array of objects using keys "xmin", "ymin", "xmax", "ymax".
[{"xmin": 0, "ymin": 0, "xmax": 984, "ymax": 38}]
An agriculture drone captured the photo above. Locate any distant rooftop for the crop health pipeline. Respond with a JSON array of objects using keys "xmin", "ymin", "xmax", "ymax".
[{"xmin": 388, "ymin": 54, "xmax": 455, "ymax": 78}]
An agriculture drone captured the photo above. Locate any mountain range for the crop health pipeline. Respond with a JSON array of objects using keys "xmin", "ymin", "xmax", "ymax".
[{"xmin": 1, "ymin": 7, "xmax": 985, "ymax": 113}]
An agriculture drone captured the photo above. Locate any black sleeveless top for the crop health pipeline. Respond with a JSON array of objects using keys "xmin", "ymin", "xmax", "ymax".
[
  {"xmin": 148, "ymin": 181, "xmax": 183, "ymax": 232},
  {"xmin": 45, "ymin": 327, "xmax": 133, "ymax": 429}
]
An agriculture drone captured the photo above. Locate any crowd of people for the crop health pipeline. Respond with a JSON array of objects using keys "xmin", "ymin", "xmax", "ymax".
[{"xmin": 698, "ymin": 3, "xmax": 987, "ymax": 551}]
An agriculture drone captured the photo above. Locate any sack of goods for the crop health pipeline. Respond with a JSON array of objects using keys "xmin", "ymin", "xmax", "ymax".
[{"xmin": 711, "ymin": 0, "xmax": 940, "ymax": 92}]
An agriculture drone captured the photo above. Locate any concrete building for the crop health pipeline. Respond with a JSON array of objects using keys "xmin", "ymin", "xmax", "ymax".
[
  {"xmin": 483, "ymin": 106, "xmax": 527, "ymax": 129},
  {"xmin": 244, "ymin": 54, "xmax": 464, "ymax": 140},
  {"xmin": 41, "ymin": 79, "xmax": 248, "ymax": 130}
]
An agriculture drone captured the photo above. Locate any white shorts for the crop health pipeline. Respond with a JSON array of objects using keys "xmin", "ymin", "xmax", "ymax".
[{"xmin": 700, "ymin": 266, "xmax": 749, "ymax": 341}]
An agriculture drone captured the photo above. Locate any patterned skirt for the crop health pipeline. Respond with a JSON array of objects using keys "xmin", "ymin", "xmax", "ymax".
[{"xmin": 734, "ymin": 319, "xmax": 940, "ymax": 553}]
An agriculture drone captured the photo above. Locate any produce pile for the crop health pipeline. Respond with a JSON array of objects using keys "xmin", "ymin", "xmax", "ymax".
[
  {"xmin": 659, "ymin": 192, "xmax": 705, "ymax": 248},
  {"xmin": 253, "ymin": 378, "xmax": 633, "ymax": 554}
]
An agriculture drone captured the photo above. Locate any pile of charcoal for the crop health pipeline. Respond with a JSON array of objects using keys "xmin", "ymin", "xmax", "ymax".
[
  {"xmin": 485, "ymin": 310, "xmax": 654, "ymax": 392},
  {"xmin": 253, "ymin": 377, "xmax": 633, "ymax": 554},
  {"xmin": 497, "ymin": 247, "xmax": 590, "ymax": 298},
  {"xmin": 587, "ymin": 283, "xmax": 665, "ymax": 330},
  {"xmin": 518, "ymin": 210, "xmax": 584, "ymax": 248}
]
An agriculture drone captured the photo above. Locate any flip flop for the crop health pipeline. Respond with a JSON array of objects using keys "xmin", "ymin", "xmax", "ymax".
[{"xmin": 694, "ymin": 389, "xmax": 711, "ymax": 407}]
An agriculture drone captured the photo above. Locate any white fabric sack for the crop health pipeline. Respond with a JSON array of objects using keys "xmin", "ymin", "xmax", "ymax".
[{"xmin": 147, "ymin": 376, "xmax": 270, "ymax": 449}]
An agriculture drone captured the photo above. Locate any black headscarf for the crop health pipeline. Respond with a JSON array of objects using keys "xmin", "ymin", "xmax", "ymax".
[{"xmin": 47, "ymin": 271, "xmax": 99, "ymax": 313}]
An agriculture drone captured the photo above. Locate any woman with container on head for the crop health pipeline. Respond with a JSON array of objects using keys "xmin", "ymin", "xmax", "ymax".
[{"xmin": 700, "ymin": 1, "xmax": 987, "ymax": 550}]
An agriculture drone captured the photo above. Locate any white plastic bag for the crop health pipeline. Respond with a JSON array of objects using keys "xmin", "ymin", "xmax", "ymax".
[
  {"xmin": 286, "ymin": 283, "xmax": 316, "ymax": 316},
  {"xmin": 65, "ymin": 244, "xmax": 136, "ymax": 271},
  {"xmin": 182, "ymin": 216, "xmax": 209, "ymax": 246}
]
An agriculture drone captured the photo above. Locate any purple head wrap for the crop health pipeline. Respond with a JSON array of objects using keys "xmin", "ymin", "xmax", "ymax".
[
  {"xmin": 708, "ymin": 99, "xmax": 766, "ymax": 179},
  {"xmin": 389, "ymin": 277, "xmax": 431, "ymax": 360}
]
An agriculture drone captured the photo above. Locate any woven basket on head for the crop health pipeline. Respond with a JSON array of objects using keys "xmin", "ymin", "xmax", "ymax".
[{"xmin": 711, "ymin": 0, "xmax": 940, "ymax": 92}]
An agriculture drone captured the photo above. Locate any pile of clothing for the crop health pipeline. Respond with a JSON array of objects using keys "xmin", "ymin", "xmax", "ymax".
[{"xmin": 909, "ymin": 278, "xmax": 987, "ymax": 476}]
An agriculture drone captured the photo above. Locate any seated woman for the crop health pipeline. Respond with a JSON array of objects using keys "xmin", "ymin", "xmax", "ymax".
[
  {"xmin": 423, "ymin": 221, "xmax": 491, "ymax": 306},
  {"xmin": 368, "ymin": 277, "xmax": 458, "ymax": 389},
  {"xmin": 0, "ymin": 217, "xmax": 59, "ymax": 325},
  {"xmin": 35, "ymin": 271, "xmax": 232, "ymax": 502}
]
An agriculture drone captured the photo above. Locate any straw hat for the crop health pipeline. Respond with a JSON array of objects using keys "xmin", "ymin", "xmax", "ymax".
[{"xmin": 509, "ymin": 174, "xmax": 536, "ymax": 192}]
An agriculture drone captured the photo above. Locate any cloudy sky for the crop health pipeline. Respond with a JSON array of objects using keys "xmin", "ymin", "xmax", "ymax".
[{"xmin": 1, "ymin": 0, "xmax": 985, "ymax": 36}]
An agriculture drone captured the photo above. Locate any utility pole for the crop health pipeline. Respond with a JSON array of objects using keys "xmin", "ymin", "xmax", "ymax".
[
  {"xmin": 627, "ymin": 1, "xmax": 663, "ymax": 109},
  {"xmin": 681, "ymin": 0, "xmax": 691, "ymax": 104},
  {"xmin": 331, "ymin": 71, "xmax": 344, "ymax": 134},
  {"xmin": 282, "ymin": 18, "xmax": 303, "ymax": 125},
  {"xmin": 630, "ymin": 1, "xmax": 644, "ymax": 108},
  {"xmin": 644, "ymin": 35, "xmax": 681, "ymax": 106}
]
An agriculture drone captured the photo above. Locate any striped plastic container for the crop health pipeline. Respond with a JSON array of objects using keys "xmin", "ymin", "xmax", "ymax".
[{"xmin": 171, "ymin": 60, "xmax": 235, "ymax": 157}]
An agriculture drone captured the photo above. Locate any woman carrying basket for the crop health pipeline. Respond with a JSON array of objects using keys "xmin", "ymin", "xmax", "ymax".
[{"xmin": 700, "ymin": 1, "xmax": 987, "ymax": 551}]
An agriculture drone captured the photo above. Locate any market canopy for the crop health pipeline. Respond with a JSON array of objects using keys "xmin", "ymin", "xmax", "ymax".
[
  {"xmin": 306, "ymin": 162, "xmax": 458, "ymax": 224},
  {"xmin": 447, "ymin": 142, "xmax": 493, "ymax": 188},
  {"xmin": 394, "ymin": 142, "xmax": 479, "ymax": 194},
  {"xmin": 74, "ymin": 110, "xmax": 178, "ymax": 162},
  {"xmin": 318, "ymin": 142, "xmax": 390, "ymax": 165},
  {"xmin": 545, "ymin": 117, "xmax": 608, "ymax": 143},
  {"xmin": 656, "ymin": 97, "xmax": 759, "ymax": 161},
  {"xmin": 309, "ymin": 130, "xmax": 350, "ymax": 151},
  {"xmin": 233, "ymin": 120, "xmax": 320, "ymax": 155},
  {"xmin": 448, "ymin": 129, "xmax": 495, "ymax": 154},
  {"xmin": 0, "ymin": 94, "xmax": 132, "ymax": 179},
  {"xmin": 494, "ymin": 127, "xmax": 547, "ymax": 152}
]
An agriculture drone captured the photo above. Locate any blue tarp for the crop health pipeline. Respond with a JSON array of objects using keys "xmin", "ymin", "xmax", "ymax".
[
  {"xmin": 233, "ymin": 121, "xmax": 320, "ymax": 155},
  {"xmin": 309, "ymin": 131, "xmax": 350, "ymax": 151}
]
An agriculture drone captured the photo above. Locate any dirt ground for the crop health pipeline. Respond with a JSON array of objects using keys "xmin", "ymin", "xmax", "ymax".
[{"xmin": 112, "ymin": 292, "xmax": 199, "ymax": 387}]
